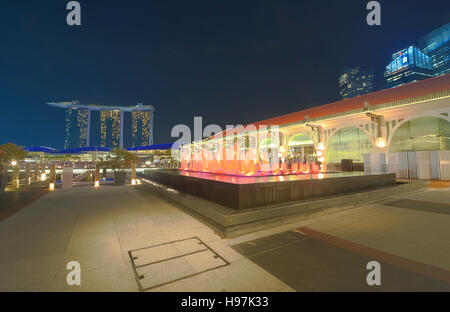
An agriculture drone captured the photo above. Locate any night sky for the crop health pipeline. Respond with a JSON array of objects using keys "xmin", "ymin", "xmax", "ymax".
[{"xmin": 1, "ymin": 0, "xmax": 449, "ymax": 149}]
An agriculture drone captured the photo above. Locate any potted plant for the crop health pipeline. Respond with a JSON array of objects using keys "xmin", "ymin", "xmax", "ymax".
[
  {"xmin": 0, "ymin": 143, "xmax": 26, "ymax": 192},
  {"xmin": 100, "ymin": 148, "xmax": 137, "ymax": 186}
]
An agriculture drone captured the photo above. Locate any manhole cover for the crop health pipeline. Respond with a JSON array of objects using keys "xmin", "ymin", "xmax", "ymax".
[{"xmin": 128, "ymin": 237, "xmax": 229, "ymax": 291}]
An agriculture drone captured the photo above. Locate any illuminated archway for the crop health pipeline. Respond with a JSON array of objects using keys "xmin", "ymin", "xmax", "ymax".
[
  {"xmin": 326, "ymin": 127, "xmax": 373, "ymax": 163},
  {"xmin": 288, "ymin": 134, "xmax": 314, "ymax": 146},
  {"xmin": 389, "ymin": 117, "xmax": 450, "ymax": 152},
  {"xmin": 288, "ymin": 133, "xmax": 315, "ymax": 159}
]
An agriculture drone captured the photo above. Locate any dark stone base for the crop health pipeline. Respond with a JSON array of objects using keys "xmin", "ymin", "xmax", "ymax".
[
  {"xmin": 114, "ymin": 172, "xmax": 127, "ymax": 186},
  {"xmin": 141, "ymin": 170, "xmax": 396, "ymax": 210}
]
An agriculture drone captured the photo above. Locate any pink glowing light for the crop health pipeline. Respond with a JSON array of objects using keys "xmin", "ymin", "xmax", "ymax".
[{"xmin": 180, "ymin": 144, "xmax": 326, "ymax": 177}]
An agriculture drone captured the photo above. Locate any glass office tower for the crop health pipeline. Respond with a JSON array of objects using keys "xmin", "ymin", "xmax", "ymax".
[
  {"xmin": 100, "ymin": 110, "xmax": 121, "ymax": 148},
  {"xmin": 64, "ymin": 106, "xmax": 89, "ymax": 149},
  {"xmin": 338, "ymin": 67, "xmax": 374, "ymax": 99},
  {"xmin": 419, "ymin": 23, "xmax": 450, "ymax": 77},
  {"xmin": 384, "ymin": 45, "xmax": 434, "ymax": 88},
  {"xmin": 131, "ymin": 109, "xmax": 151, "ymax": 148}
]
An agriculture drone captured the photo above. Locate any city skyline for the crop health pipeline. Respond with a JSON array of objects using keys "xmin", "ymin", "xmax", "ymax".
[
  {"xmin": 48, "ymin": 101, "xmax": 154, "ymax": 149},
  {"xmin": 0, "ymin": 0, "xmax": 449, "ymax": 296},
  {"xmin": 0, "ymin": 1, "xmax": 449, "ymax": 149}
]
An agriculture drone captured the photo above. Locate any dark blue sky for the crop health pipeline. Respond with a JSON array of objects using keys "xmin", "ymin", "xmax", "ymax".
[{"xmin": 0, "ymin": 0, "xmax": 449, "ymax": 148}]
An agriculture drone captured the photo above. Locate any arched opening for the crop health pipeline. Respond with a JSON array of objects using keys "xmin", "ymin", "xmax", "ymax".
[
  {"xmin": 288, "ymin": 133, "xmax": 315, "ymax": 161},
  {"xmin": 326, "ymin": 127, "xmax": 373, "ymax": 163},
  {"xmin": 389, "ymin": 117, "xmax": 450, "ymax": 152}
]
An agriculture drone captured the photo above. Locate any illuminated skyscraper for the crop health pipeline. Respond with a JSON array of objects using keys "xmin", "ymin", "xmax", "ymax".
[
  {"xmin": 384, "ymin": 45, "xmax": 434, "ymax": 88},
  {"xmin": 132, "ymin": 110, "xmax": 151, "ymax": 147},
  {"xmin": 100, "ymin": 110, "xmax": 122, "ymax": 149},
  {"xmin": 338, "ymin": 67, "xmax": 374, "ymax": 99},
  {"xmin": 63, "ymin": 101, "xmax": 90, "ymax": 149},
  {"xmin": 419, "ymin": 23, "xmax": 450, "ymax": 77},
  {"xmin": 47, "ymin": 102, "xmax": 155, "ymax": 149}
]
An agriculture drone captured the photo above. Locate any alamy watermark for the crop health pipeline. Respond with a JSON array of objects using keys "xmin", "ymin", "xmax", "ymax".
[
  {"xmin": 66, "ymin": 261, "xmax": 81, "ymax": 286},
  {"xmin": 366, "ymin": 261, "xmax": 381, "ymax": 286}
]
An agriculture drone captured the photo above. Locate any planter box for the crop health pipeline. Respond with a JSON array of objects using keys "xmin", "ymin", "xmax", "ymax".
[{"xmin": 114, "ymin": 172, "xmax": 127, "ymax": 186}]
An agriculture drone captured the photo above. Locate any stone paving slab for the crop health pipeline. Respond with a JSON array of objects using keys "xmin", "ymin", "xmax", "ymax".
[
  {"xmin": 232, "ymin": 229, "xmax": 450, "ymax": 291},
  {"xmin": 0, "ymin": 185, "xmax": 291, "ymax": 292}
]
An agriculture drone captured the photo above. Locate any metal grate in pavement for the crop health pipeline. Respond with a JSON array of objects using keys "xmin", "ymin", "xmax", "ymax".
[{"xmin": 128, "ymin": 237, "xmax": 229, "ymax": 291}]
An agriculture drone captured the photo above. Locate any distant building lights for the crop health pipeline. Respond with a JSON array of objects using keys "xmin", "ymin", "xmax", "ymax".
[{"xmin": 11, "ymin": 160, "xmax": 17, "ymax": 166}]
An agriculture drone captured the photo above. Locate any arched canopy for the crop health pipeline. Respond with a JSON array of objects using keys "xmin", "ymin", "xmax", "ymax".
[
  {"xmin": 288, "ymin": 134, "xmax": 314, "ymax": 146},
  {"xmin": 326, "ymin": 127, "xmax": 373, "ymax": 163},
  {"xmin": 389, "ymin": 117, "xmax": 450, "ymax": 152}
]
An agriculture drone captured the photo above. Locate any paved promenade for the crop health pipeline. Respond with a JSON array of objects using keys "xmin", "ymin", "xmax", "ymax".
[
  {"xmin": 0, "ymin": 184, "xmax": 291, "ymax": 291},
  {"xmin": 227, "ymin": 185, "xmax": 450, "ymax": 291},
  {"xmin": 0, "ymin": 181, "xmax": 449, "ymax": 291}
]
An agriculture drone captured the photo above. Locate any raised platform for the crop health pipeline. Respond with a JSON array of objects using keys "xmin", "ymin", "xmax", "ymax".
[
  {"xmin": 138, "ymin": 173, "xmax": 427, "ymax": 237},
  {"xmin": 141, "ymin": 170, "xmax": 396, "ymax": 210}
]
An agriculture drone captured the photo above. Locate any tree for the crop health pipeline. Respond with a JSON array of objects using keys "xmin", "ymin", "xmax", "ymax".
[
  {"xmin": 99, "ymin": 148, "xmax": 137, "ymax": 172},
  {"xmin": 0, "ymin": 143, "xmax": 26, "ymax": 192},
  {"xmin": 99, "ymin": 149, "xmax": 137, "ymax": 186}
]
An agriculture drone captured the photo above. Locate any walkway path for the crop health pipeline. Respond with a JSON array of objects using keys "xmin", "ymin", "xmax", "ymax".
[{"xmin": 0, "ymin": 184, "xmax": 291, "ymax": 291}]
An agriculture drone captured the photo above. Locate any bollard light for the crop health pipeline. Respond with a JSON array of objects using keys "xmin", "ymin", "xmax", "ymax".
[
  {"xmin": 41, "ymin": 173, "xmax": 47, "ymax": 181},
  {"xmin": 49, "ymin": 183, "xmax": 55, "ymax": 191},
  {"xmin": 95, "ymin": 180, "xmax": 100, "ymax": 187},
  {"xmin": 11, "ymin": 160, "xmax": 17, "ymax": 166},
  {"xmin": 131, "ymin": 179, "xmax": 136, "ymax": 185}
]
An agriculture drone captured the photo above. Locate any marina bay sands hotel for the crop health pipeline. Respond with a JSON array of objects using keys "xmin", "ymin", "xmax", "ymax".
[{"xmin": 47, "ymin": 101, "xmax": 155, "ymax": 149}]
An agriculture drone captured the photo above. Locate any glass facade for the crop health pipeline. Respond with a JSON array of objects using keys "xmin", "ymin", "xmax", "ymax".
[
  {"xmin": 419, "ymin": 23, "xmax": 450, "ymax": 77},
  {"xmin": 338, "ymin": 67, "xmax": 374, "ymax": 99},
  {"xmin": 389, "ymin": 117, "xmax": 450, "ymax": 152},
  {"xmin": 100, "ymin": 110, "xmax": 121, "ymax": 148},
  {"xmin": 64, "ymin": 107, "xmax": 89, "ymax": 149},
  {"xmin": 326, "ymin": 127, "xmax": 373, "ymax": 163},
  {"xmin": 384, "ymin": 46, "xmax": 434, "ymax": 88},
  {"xmin": 131, "ymin": 110, "xmax": 151, "ymax": 148}
]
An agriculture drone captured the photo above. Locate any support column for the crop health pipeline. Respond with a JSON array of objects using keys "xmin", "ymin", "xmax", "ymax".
[
  {"xmin": 131, "ymin": 161, "xmax": 136, "ymax": 180},
  {"xmin": 119, "ymin": 110, "xmax": 124, "ymax": 149},
  {"xmin": 49, "ymin": 164, "xmax": 56, "ymax": 183}
]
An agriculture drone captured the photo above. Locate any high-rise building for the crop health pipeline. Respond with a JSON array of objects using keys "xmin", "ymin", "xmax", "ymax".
[
  {"xmin": 100, "ymin": 110, "xmax": 122, "ymax": 149},
  {"xmin": 419, "ymin": 23, "xmax": 450, "ymax": 77},
  {"xmin": 64, "ymin": 101, "xmax": 90, "ymax": 149},
  {"xmin": 48, "ymin": 102, "xmax": 155, "ymax": 149},
  {"xmin": 131, "ymin": 104, "xmax": 151, "ymax": 147},
  {"xmin": 338, "ymin": 67, "xmax": 374, "ymax": 99},
  {"xmin": 384, "ymin": 45, "xmax": 434, "ymax": 88}
]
